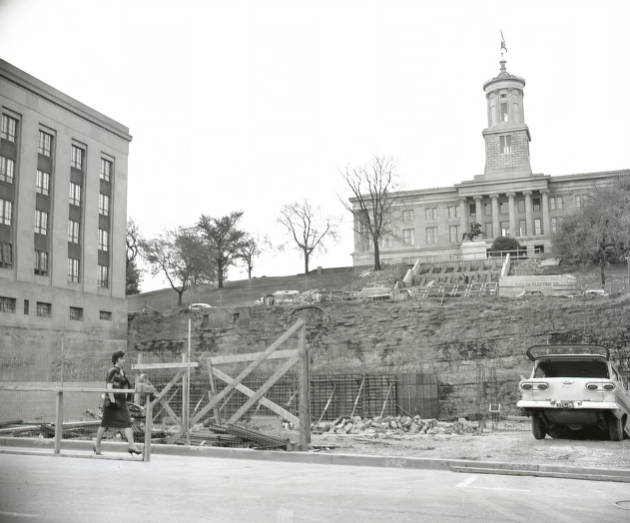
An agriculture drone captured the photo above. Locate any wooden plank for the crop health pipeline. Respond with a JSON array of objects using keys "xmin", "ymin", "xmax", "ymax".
[
  {"xmin": 379, "ymin": 383, "xmax": 393, "ymax": 418},
  {"xmin": 350, "ymin": 377, "xmax": 365, "ymax": 418},
  {"xmin": 206, "ymin": 359, "xmax": 222, "ymax": 424},
  {"xmin": 226, "ymin": 355, "xmax": 300, "ymax": 424},
  {"xmin": 132, "ymin": 362, "xmax": 198, "ymax": 370},
  {"xmin": 190, "ymin": 318, "xmax": 304, "ymax": 425},
  {"xmin": 297, "ymin": 326, "xmax": 311, "ymax": 450},
  {"xmin": 0, "ymin": 385, "xmax": 136, "ymax": 393},
  {"xmin": 148, "ymin": 369, "xmax": 185, "ymax": 407},
  {"xmin": 209, "ymin": 349, "xmax": 298, "ymax": 365},
  {"xmin": 317, "ymin": 384, "xmax": 336, "ymax": 424},
  {"xmin": 211, "ymin": 366, "xmax": 299, "ymax": 426},
  {"xmin": 54, "ymin": 390, "xmax": 63, "ymax": 454}
]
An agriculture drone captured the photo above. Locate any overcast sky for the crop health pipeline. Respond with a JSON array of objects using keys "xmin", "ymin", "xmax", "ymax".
[{"xmin": 1, "ymin": 0, "xmax": 629, "ymax": 291}]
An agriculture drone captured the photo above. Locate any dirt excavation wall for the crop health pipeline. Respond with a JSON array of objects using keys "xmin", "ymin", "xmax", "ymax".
[{"xmin": 127, "ymin": 296, "xmax": 630, "ymax": 419}]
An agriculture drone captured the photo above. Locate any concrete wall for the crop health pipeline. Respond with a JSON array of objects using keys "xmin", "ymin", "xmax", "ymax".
[{"xmin": 128, "ymin": 296, "xmax": 630, "ymax": 419}]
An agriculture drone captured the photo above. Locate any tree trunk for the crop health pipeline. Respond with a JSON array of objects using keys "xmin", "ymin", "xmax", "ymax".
[
  {"xmin": 247, "ymin": 265, "xmax": 252, "ymax": 280},
  {"xmin": 177, "ymin": 289, "xmax": 184, "ymax": 305},
  {"xmin": 304, "ymin": 250, "xmax": 310, "ymax": 275},
  {"xmin": 373, "ymin": 237, "xmax": 381, "ymax": 271},
  {"xmin": 217, "ymin": 260, "xmax": 224, "ymax": 289},
  {"xmin": 600, "ymin": 254, "xmax": 606, "ymax": 288}
]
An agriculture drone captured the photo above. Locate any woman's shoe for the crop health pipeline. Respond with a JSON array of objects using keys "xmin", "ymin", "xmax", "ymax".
[
  {"xmin": 93, "ymin": 445, "xmax": 102, "ymax": 456},
  {"xmin": 128, "ymin": 447, "xmax": 142, "ymax": 455}
]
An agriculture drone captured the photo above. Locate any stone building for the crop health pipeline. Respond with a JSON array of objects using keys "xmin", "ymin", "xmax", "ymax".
[
  {"xmin": 351, "ymin": 56, "xmax": 629, "ymax": 267},
  {"xmin": 0, "ymin": 58, "xmax": 131, "ymax": 381}
]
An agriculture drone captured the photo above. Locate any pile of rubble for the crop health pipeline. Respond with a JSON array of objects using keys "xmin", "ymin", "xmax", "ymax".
[{"xmin": 313, "ymin": 415, "xmax": 479, "ymax": 437}]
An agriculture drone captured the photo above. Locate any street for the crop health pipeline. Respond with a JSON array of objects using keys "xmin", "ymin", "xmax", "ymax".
[{"xmin": 0, "ymin": 451, "xmax": 627, "ymax": 522}]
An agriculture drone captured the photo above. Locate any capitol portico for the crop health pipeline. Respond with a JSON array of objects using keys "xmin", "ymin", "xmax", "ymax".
[{"xmin": 351, "ymin": 52, "xmax": 629, "ymax": 267}]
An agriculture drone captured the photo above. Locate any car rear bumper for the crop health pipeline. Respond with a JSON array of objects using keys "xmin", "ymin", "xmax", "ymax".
[{"xmin": 517, "ymin": 400, "xmax": 620, "ymax": 410}]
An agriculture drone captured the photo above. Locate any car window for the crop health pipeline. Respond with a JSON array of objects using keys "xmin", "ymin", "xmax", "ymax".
[{"xmin": 533, "ymin": 360, "xmax": 609, "ymax": 378}]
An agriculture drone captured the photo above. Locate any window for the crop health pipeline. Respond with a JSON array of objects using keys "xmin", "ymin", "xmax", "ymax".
[
  {"xmin": 38, "ymin": 131, "xmax": 52, "ymax": 156},
  {"xmin": 448, "ymin": 205, "xmax": 459, "ymax": 219},
  {"xmin": 0, "ymin": 155, "xmax": 14, "ymax": 183},
  {"xmin": 100, "ymin": 158, "xmax": 112, "ymax": 181},
  {"xmin": 500, "ymin": 222, "xmax": 510, "ymax": 236},
  {"xmin": 556, "ymin": 196, "xmax": 563, "ymax": 210},
  {"xmin": 500, "ymin": 135, "xmax": 512, "ymax": 154},
  {"xmin": 425, "ymin": 227, "xmax": 437, "ymax": 245},
  {"xmin": 519, "ymin": 220, "xmax": 526, "ymax": 237},
  {"xmin": 34, "ymin": 210, "xmax": 48, "ymax": 235},
  {"xmin": 533, "ymin": 198, "xmax": 541, "ymax": 212},
  {"xmin": 517, "ymin": 199, "xmax": 525, "ymax": 213},
  {"xmin": 0, "ymin": 198, "xmax": 12, "ymax": 225},
  {"xmin": 68, "ymin": 257, "xmax": 80, "ymax": 283},
  {"xmin": 499, "ymin": 201, "xmax": 508, "ymax": 214},
  {"xmin": 484, "ymin": 223, "xmax": 493, "ymax": 238},
  {"xmin": 68, "ymin": 220, "xmax": 80, "ymax": 243},
  {"xmin": 36, "ymin": 170, "xmax": 50, "ymax": 196},
  {"xmin": 468, "ymin": 203, "xmax": 476, "ymax": 220},
  {"xmin": 383, "ymin": 235, "xmax": 393, "ymax": 249},
  {"xmin": 402, "ymin": 209, "xmax": 414, "ymax": 223},
  {"xmin": 575, "ymin": 195, "xmax": 583, "ymax": 208},
  {"xmin": 0, "ymin": 241, "xmax": 12, "ymax": 268},
  {"xmin": 402, "ymin": 228, "xmax": 415, "ymax": 246},
  {"xmin": 484, "ymin": 203, "xmax": 492, "ymax": 217},
  {"xmin": 551, "ymin": 217, "xmax": 557, "ymax": 233},
  {"xmin": 500, "ymin": 101, "xmax": 509, "ymax": 122},
  {"xmin": 100, "ymin": 310, "xmax": 112, "ymax": 320},
  {"xmin": 24, "ymin": 299, "xmax": 29, "ymax": 315},
  {"xmin": 98, "ymin": 193, "xmax": 110, "ymax": 216},
  {"xmin": 69, "ymin": 182, "xmax": 81, "ymax": 206},
  {"xmin": 0, "ymin": 296, "xmax": 16, "ymax": 313},
  {"xmin": 1, "ymin": 115, "xmax": 17, "ymax": 142},
  {"xmin": 71, "ymin": 145, "xmax": 83, "ymax": 169},
  {"xmin": 36, "ymin": 301, "xmax": 52, "ymax": 317},
  {"xmin": 34, "ymin": 249, "xmax": 48, "ymax": 276},
  {"xmin": 69, "ymin": 306, "xmax": 83, "ymax": 321},
  {"xmin": 449, "ymin": 225, "xmax": 459, "ymax": 243},
  {"xmin": 98, "ymin": 229, "xmax": 109, "ymax": 251},
  {"xmin": 98, "ymin": 264, "xmax": 109, "ymax": 288},
  {"xmin": 550, "ymin": 196, "xmax": 563, "ymax": 210},
  {"xmin": 424, "ymin": 207, "xmax": 437, "ymax": 221},
  {"xmin": 534, "ymin": 218, "xmax": 542, "ymax": 235}
]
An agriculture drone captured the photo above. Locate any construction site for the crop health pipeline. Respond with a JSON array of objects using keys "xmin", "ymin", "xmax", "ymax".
[{"xmin": 2, "ymin": 257, "xmax": 630, "ymax": 467}]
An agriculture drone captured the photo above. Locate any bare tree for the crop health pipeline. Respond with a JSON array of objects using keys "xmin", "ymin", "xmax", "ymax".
[
  {"xmin": 278, "ymin": 200, "xmax": 338, "ymax": 275},
  {"xmin": 197, "ymin": 212, "xmax": 246, "ymax": 289},
  {"xmin": 237, "ymin": 235, "xmax": 262, "ymax": 280},
  {"xmin": 341, "ymin": 156, "xmax": 397, "ymax": 271},
  {"xmin": 126, "ymin": 219, "xmax": 142, "ymax": 295},
  {"xmin": 140, "ymin": 228, "xmax": 214, "ymax": 305}
]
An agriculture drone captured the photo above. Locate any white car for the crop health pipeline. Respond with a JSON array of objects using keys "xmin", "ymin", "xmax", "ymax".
[
  {"xmin": 517, "ymin": 344, "xmax": 630, "ymax": 441},
  {"xmin": 188, "ymin": 303, "xmax": 213, "ymax": 311}
]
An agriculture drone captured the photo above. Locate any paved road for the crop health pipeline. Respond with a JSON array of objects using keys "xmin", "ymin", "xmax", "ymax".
[{"xmin": 0, "ymin": 451, "xmax": 628, "ymax": 522}]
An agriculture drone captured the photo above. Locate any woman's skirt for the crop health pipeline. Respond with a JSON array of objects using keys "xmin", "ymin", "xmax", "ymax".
[{"xmin": 101, "ymin": 398, "xmax": 132, "ymax": 428}]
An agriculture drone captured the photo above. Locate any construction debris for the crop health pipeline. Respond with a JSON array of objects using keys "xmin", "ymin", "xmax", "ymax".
[{"xmin": 313, "ymin": 415, "xmax": 479, "ymax": 437}]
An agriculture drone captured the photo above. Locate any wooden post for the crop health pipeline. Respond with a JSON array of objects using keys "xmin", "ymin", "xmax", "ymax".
[
  {"xmin": 182, "ymin": 319, "xmax": 191, "ymax": 444},
  {"xmin": 54, "ymin": 390, "xmax": 63, "ymax": 454},
  {"xmin": 144, "ymin": 393, "xmax": 153, "ymax": 462},
  {"xmin": 350, "ymin": 377, "xmax": 365, "ymax": 418},
  {"xmin": 380, "ymin": 383, "xmax": 393, "ymax": 418},
  {"xmin": 298, "ymin": 325, "xmax": 311, "ymax": 451},
  {"xmin": 134, "ymin": 353, "xmax": 143, "ymax": 405}
]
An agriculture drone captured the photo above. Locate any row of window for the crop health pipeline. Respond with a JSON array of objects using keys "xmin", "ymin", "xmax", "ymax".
[
  {"xmin": 31, "ymin": 249, "xmax": 109, "ymax": 286},
  {"xmin": 0, "ymin": 295, "xmax": 112, "ymax": 320}
]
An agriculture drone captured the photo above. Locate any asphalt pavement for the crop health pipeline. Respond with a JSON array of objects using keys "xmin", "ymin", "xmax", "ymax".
[{"xmin": 0, "ymin": 451, "xmax": 628, "ymax": 522}]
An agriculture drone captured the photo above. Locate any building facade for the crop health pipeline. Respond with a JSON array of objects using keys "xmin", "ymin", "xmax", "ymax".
[
  {"xmin": 351, "ymin": 57, "xmax": 629, "ymax": 267},
  {"xmin": 0, "ymin": 59, "xmax": 131, "ymax": 381}
]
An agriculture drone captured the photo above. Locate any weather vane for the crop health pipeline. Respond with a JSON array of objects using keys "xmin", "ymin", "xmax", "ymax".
[{"xmin": 500, "ymin": 30, "xmax": 507, "ymax": 59}]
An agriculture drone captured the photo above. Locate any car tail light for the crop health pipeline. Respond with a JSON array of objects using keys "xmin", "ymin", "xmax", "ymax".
[
  {"xmin": 585, "ymin": 383, "xmax": 598, "ymax": 391},
  {"xmin": 536, "ymin": 383, "xmax": 549, "ymax": 390},
  {"xmin": 520, "ymin": 382, "xmax": 533, "ymax": 390},
  {"xmin": 603, "ymin": 383, "xmax": 615, "ymax": 391}
]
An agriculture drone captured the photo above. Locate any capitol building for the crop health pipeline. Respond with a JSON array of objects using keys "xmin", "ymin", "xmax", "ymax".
[{"xmin": 351, "ymin": 54, "xmax": 628, "ymax": 267}]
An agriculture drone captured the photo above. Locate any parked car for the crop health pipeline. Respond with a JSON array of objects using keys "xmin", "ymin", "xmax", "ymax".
[
  {"xmin": 188, "ymin": 303, "xmax": 213, "ymax": 311},
  {"xmin": 517, "ymin": 344, "xmax": 630, "ymax": 441}
]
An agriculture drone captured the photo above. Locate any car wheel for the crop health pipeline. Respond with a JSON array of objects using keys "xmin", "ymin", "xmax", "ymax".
[
  {"xmin": 532, "ymin": 415, "xmax": 546, "ymax": 440},
  {"xmin": 608, "ymin": 414, "xmax": 624, "ymax": 441}
]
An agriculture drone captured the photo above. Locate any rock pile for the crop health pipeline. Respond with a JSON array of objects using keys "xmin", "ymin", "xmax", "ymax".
[{"xmin": 313, "ymin": 415, "xmax": 479, "ymax": 437}]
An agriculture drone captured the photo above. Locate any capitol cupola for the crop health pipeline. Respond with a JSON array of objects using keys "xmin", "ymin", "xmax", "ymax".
[{"xmin": 482, "ymin": 37, "xmax": 533, "ymax": 179}]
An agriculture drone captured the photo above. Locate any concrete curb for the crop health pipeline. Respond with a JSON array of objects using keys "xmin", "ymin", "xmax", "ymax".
[{"xmin": 2, "ymin": 436, "xmax": 630, "ymax": 483}]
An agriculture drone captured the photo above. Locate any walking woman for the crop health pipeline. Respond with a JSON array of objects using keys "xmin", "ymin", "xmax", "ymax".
[{"xmin": 94, "ymin": 350, "xmax": 142, "ymax": 455}]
